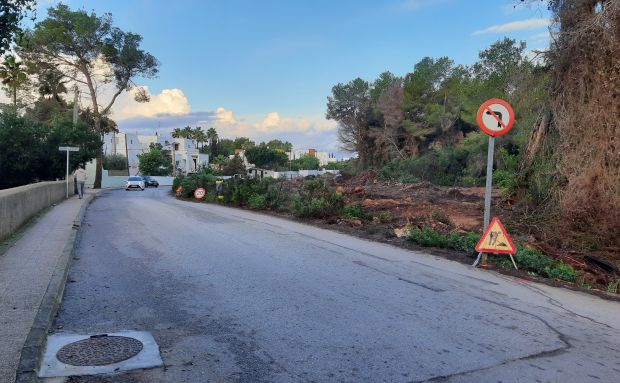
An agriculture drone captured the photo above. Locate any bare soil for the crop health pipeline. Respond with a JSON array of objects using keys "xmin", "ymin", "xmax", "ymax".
[{"xmin": 326, "ymin": 171, "xmax": 619, "ymax": 294}]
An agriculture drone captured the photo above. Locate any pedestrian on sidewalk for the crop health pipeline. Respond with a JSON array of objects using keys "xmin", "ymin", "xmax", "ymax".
[{"xmin": 73, "ymin": 164, "xmax": 87, "ymax": 199}]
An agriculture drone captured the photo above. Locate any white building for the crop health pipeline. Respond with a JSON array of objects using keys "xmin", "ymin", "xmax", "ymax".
[
  {"xmin": 103, "ymin": 132, "xmax": 208, "ymax": 175},
  {"xmin": 289, "ymin": 148, "xmax": 337, "ymax": 167}
]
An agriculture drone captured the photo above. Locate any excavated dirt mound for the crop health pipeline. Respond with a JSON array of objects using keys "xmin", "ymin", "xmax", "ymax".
[{"xmin": 329, "ymin": 171, "xmax": 619, "ymax": 289}]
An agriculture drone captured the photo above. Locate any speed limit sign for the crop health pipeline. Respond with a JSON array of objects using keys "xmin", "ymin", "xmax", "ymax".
[
  {"xmin": 194, "ymin": 187, "xmax": 206, "ymax": 199},
  {"xmin": 476, "ymin": 98, "xmax": 515, "ymax": 137}
]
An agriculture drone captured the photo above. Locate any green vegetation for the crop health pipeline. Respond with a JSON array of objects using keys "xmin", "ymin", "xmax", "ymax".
[
  {"xmin": 137, "ymin": 143, "xmax": 172, "ymax": 176},
  {"xmin": 406, "ymin": 225, "xmax": 577, "ymax": 282},
  {"xmin": 18, "ymin": 4, "xmax": 159, "ymax": 188},
  {"xmin": 245, "ymin": 144, "xmax": 288, "ymax": 170},
  {"xmin": 327, "ymin": 38, "xmax": 546, "ymax": 190},
  {"xmin": 103, "ymin": 154, "xmax": 128, "ymax": 171},
  {"xmin": 174, "ymin": 173, "xmax": 343, "ymax": 219},
  {"xmin": 407, "ymin": 226, "xmax": 479, "ymax": 256},
  {"xmin": 324, "ymin": 160, "xmax": 351, "ymax": 171},
  {"xmin": 292, "ymin": 179, "xmax": 344, "ymax": 218},
  {"xmin": 607, "ymin": 280, "xmax": 619, "ymax": 295},
  {"xmin": 343, "ymin": 203, "xmax": 370, "ymax": 221},
  {"xmin": 0, "ymin": 0, "xmax": 35, "ymax": 55},
  {"xmin": 290, "ymin": 155, "xmax": 320, "ymax": 171},
  {"xmin": 512, "ymin": 246, "xmax": 577, "ymax": 282},
  {"xmin": 0, "ymin": 111, "xmax": 101, "ymax": 189}
]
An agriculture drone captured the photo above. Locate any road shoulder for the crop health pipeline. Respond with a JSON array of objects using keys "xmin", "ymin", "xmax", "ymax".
[{"xmin": 0, "ymin": 192, "xmax": 95, "ymax": 383}]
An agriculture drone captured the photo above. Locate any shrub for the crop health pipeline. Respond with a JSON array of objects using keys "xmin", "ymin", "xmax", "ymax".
[
  {"xmin": 248, "ymin": 193, "xmax": 268, "ymax": 209},
  {"xmin": 172, "ymin": 170, "xmax": 217, "ymax": 198},
  {"xmin": 407, "ymin": 226, "xmax": 478, "ymax": 256},
  {"xmin": 103, "ymin": 154, "xmax": 128, "ymax": 170},
  {"xmin": 513, "ymin": 247, "xmax": 555, "ymax": 272},
  {"xmin": 292, "ymin": 178, "xmax": 344, "ymax": 218},
  {"xmin": 377, "ymin": 211, "xmax": 393, "ymax": 223},
  {"xmin": 510, "ymin": 246, "xmax": 577, "ymax": 282},
  {"xmin": 380, "ymin": 146, "xmax": 475, "ymax": 186},
  {"xmin": 343, "ymin": 203, "xmax": 370, "ymax": 221},
  {"xmin": 222, "ymin": 178, "xmax": 288, "ymax": 209},
  {"xmin": 545, "ymin": 263, "xmax": 577, "ymax": 282},
  {"xmin": 431, "ymin": 208, "xmax": 452, "ymax": 225}
]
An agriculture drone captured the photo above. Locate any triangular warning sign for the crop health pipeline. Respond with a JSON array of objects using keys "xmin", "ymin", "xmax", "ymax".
[{"xmin": 475, "ymin": 217, "xmax": 517, "ymax": 254}]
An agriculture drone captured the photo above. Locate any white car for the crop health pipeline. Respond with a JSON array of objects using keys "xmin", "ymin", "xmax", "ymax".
[{"xmin": 125, "ymin": 176, "xmax": 145, "ymax": 191}]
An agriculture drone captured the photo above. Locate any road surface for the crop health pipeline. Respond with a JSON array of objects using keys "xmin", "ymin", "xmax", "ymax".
[{"xmin": 47, "ymin": 188, "xmax": 620, "ymax": 382}]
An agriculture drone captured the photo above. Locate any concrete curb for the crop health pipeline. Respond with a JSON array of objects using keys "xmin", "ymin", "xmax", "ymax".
[{"xmin": 14, "ymin": 193, "xmax": 98, "ymax": 383}]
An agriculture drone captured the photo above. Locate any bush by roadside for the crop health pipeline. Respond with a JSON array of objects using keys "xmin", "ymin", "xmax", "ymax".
[{"xmin": 407, "ymin": 225, "xmax": 577, "ymax": 283}]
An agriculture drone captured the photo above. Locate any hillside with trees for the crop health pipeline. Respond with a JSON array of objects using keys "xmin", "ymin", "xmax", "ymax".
[{"xmin": 326, "ymin": 1, "xmax": 618, "ymax": 273}]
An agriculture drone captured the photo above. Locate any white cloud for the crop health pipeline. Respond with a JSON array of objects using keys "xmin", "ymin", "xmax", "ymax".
[
  {"xmin": 473, "ymin": 18, "xmax": 549, "ymax": 36},
  {"xmin": 116, "ymin": 107, "xmax": 342, "ymax": 154},
  {"xmin": 260, "ymin": 112, "xmax": 281, "ymax": 130},
  {"xmin": 214, "ymin": 107, "xmax": 237, "ymax": 124},
  {"xmin": 110, "ymin": 87, "xmax": 191, "ymax": 120},
  {"xmin": 210, "ymin": 108, "xmax": 337, "ymax": 139}
]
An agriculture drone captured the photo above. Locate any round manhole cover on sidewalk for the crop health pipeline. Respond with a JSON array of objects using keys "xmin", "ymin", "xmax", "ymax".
[{"xmin": 56, "ymin": 335, "xmax": 144, "ymax": 366}]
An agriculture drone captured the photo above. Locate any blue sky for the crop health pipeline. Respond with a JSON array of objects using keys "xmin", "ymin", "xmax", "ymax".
[{"xmin": 36, "ymin": 0, "xmax": 552, "ymax": 154}]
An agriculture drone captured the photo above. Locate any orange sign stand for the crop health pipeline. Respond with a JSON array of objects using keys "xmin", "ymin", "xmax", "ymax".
[{"xmin": 475, "ymin": 217, "xmax": 518, "ymax": 269}]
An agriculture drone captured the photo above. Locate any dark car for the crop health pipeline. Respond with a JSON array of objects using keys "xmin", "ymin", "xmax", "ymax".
[{"xmin": 142, "ymin": 176, "xmax": 159, "ymax": 188}]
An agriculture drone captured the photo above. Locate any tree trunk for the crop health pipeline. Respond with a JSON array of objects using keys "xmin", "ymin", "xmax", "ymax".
[
  {"xmin": 94, "ymin": 116, "xmax": 103, "ymax": 189},
  {"xmin": 520, "ymin": 108, "xmax": 552, "ymax": 172}
]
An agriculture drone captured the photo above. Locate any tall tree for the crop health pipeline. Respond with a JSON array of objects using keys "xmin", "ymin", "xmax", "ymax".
[
  {"xmin": 192, "ymin": 126, "xmax": 206, "ymax": 148},
  {"xmin": 138, "ymin": 143, "xmax": 172, "ymax": 176},
  {"xmin": 326, "ymin": 78, "xmax": 375, "ymax": 166},
  {"xmin": 19, "ymin": 4, "xmax": 159, "ymax": 188},
  {"xmin": 0, "ymin": 55, "xmax": 29, "ymax": 106},
  {"xmin": 33, "ymin": 61, "xmax": 68, "ymax": 102},
  {"xmin": 0, "ymin": 0, "xmax": 35, "ymax": 56},
  {"xmin": 206, "ymin": 127, "xmax": 218, "ymax": 154},
  {"xmin": 245, "ymin": 144, "xmax": 288, "ymax": 170},
  {"xmin": 265, "ymin": 139, "xmax": 292, "ymax": 152}
]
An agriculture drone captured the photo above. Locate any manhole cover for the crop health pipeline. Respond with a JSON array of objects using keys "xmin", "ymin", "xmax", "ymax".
[{"xmin": 56, "ymin": 335, "xmax": 143, "ymax": 366}]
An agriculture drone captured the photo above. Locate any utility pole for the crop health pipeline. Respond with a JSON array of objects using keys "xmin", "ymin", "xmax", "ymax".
[
  {"xmin": 72, "ymin": 85, "xmax": 79, "ymax": 124},
  {"xmin": 59, "ymin": 146, "xmax": 79, "ymax": 198}
]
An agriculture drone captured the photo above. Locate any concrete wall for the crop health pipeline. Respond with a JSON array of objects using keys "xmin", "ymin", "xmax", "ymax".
[
  {"xmin": 0, "ymin": 180, "xmax": 72, "ymax": 242},
  {"xmin": 150, "ymin": 176, "xmax": 175, "ymax": 186}
]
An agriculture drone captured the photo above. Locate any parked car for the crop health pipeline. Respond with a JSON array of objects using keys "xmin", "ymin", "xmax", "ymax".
[
  {"xmin": 142, "ymin": 176, "xmax": 159, "ymax": 188},
  {"xmin": 126, "ymin": 176, "xmax": 145, "ymax": 191}
]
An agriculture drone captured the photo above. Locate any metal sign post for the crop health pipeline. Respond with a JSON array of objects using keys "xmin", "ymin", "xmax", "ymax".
[
  {"xmin": 473, "ymin": 136, "xmax": 495, "ymax": 267},
  {"xmin": 59, "ymin": 146, "xmax": 79, "ymax": 198},
  {"xmin": 472, "ymin": 99, "xmax": 515, "ymax": 268}
]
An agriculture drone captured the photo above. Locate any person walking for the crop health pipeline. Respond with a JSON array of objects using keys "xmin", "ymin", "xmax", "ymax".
[{"xmin": 73, "ymin": 165, "xmax": 87, "ymax": 199}]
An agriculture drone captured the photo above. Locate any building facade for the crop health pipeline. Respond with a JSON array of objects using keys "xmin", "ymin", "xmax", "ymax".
[{"xmin": 103, "ymin": 132, "xmax": 208, "ymax": 176}]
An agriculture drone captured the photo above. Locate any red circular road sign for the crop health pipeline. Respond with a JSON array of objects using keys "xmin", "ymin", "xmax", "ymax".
[
  {"xmin": 194, "ymin": 187, "xmax": 206, "ymax": 199},
  {"xmin": 476, "ymin": 98, "xmax": 515, "ymax": 137}
]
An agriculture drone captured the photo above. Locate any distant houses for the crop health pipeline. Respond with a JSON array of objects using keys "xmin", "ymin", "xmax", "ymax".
[
  {"xmin": 289, "ymin": 148, "xmax": 337, "ymax": 166},
  {"xmin": 103, "ymin": 132, "xmax": 209, "ymax": 175}
]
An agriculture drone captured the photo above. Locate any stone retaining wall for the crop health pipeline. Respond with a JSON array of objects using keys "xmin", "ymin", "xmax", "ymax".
[{"xmin": 0, "ymin": 180, "xmax": 72, "ymax": 242}]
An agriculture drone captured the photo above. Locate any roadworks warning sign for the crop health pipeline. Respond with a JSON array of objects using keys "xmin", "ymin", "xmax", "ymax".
[{"xmin": 475, "ymin": 217, "xmax": 517, "ymax": 254}]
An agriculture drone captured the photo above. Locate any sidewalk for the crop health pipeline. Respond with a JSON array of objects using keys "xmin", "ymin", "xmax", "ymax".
[{"xmin": 0, "ymin": 191, "xmax": 95, "ymax": 383}]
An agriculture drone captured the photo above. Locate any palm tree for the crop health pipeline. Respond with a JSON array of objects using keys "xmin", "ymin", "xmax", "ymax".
[
  {"xmin": 35, "ymin": 62, "xmax": 68, "ymax": 102},
  {"xmin": 206, "ymin": 127, "xmax": 219, "ymax": 155},
  {"xmin": 0, "ymin": 55, "xmax": 28, "ymax": 106},
  {"xmin": 171, "ymin": 127, "xmax": 182, "ymax": 138},
  {"xmin": 192, "ymin": 126, "xmax": 206, "ymax": 149},
  {"xmin": 206, "ymin": 127, "xmax": 218, "ymax": 145},
  {"xmin": 181, "ymin": 126, "xmax": 193, "ymax": 139}
]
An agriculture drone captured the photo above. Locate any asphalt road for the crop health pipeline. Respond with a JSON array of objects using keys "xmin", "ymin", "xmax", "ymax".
[{"xmin": 49, "ymin": 188, "xmax": 620, "ymax": 382}]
